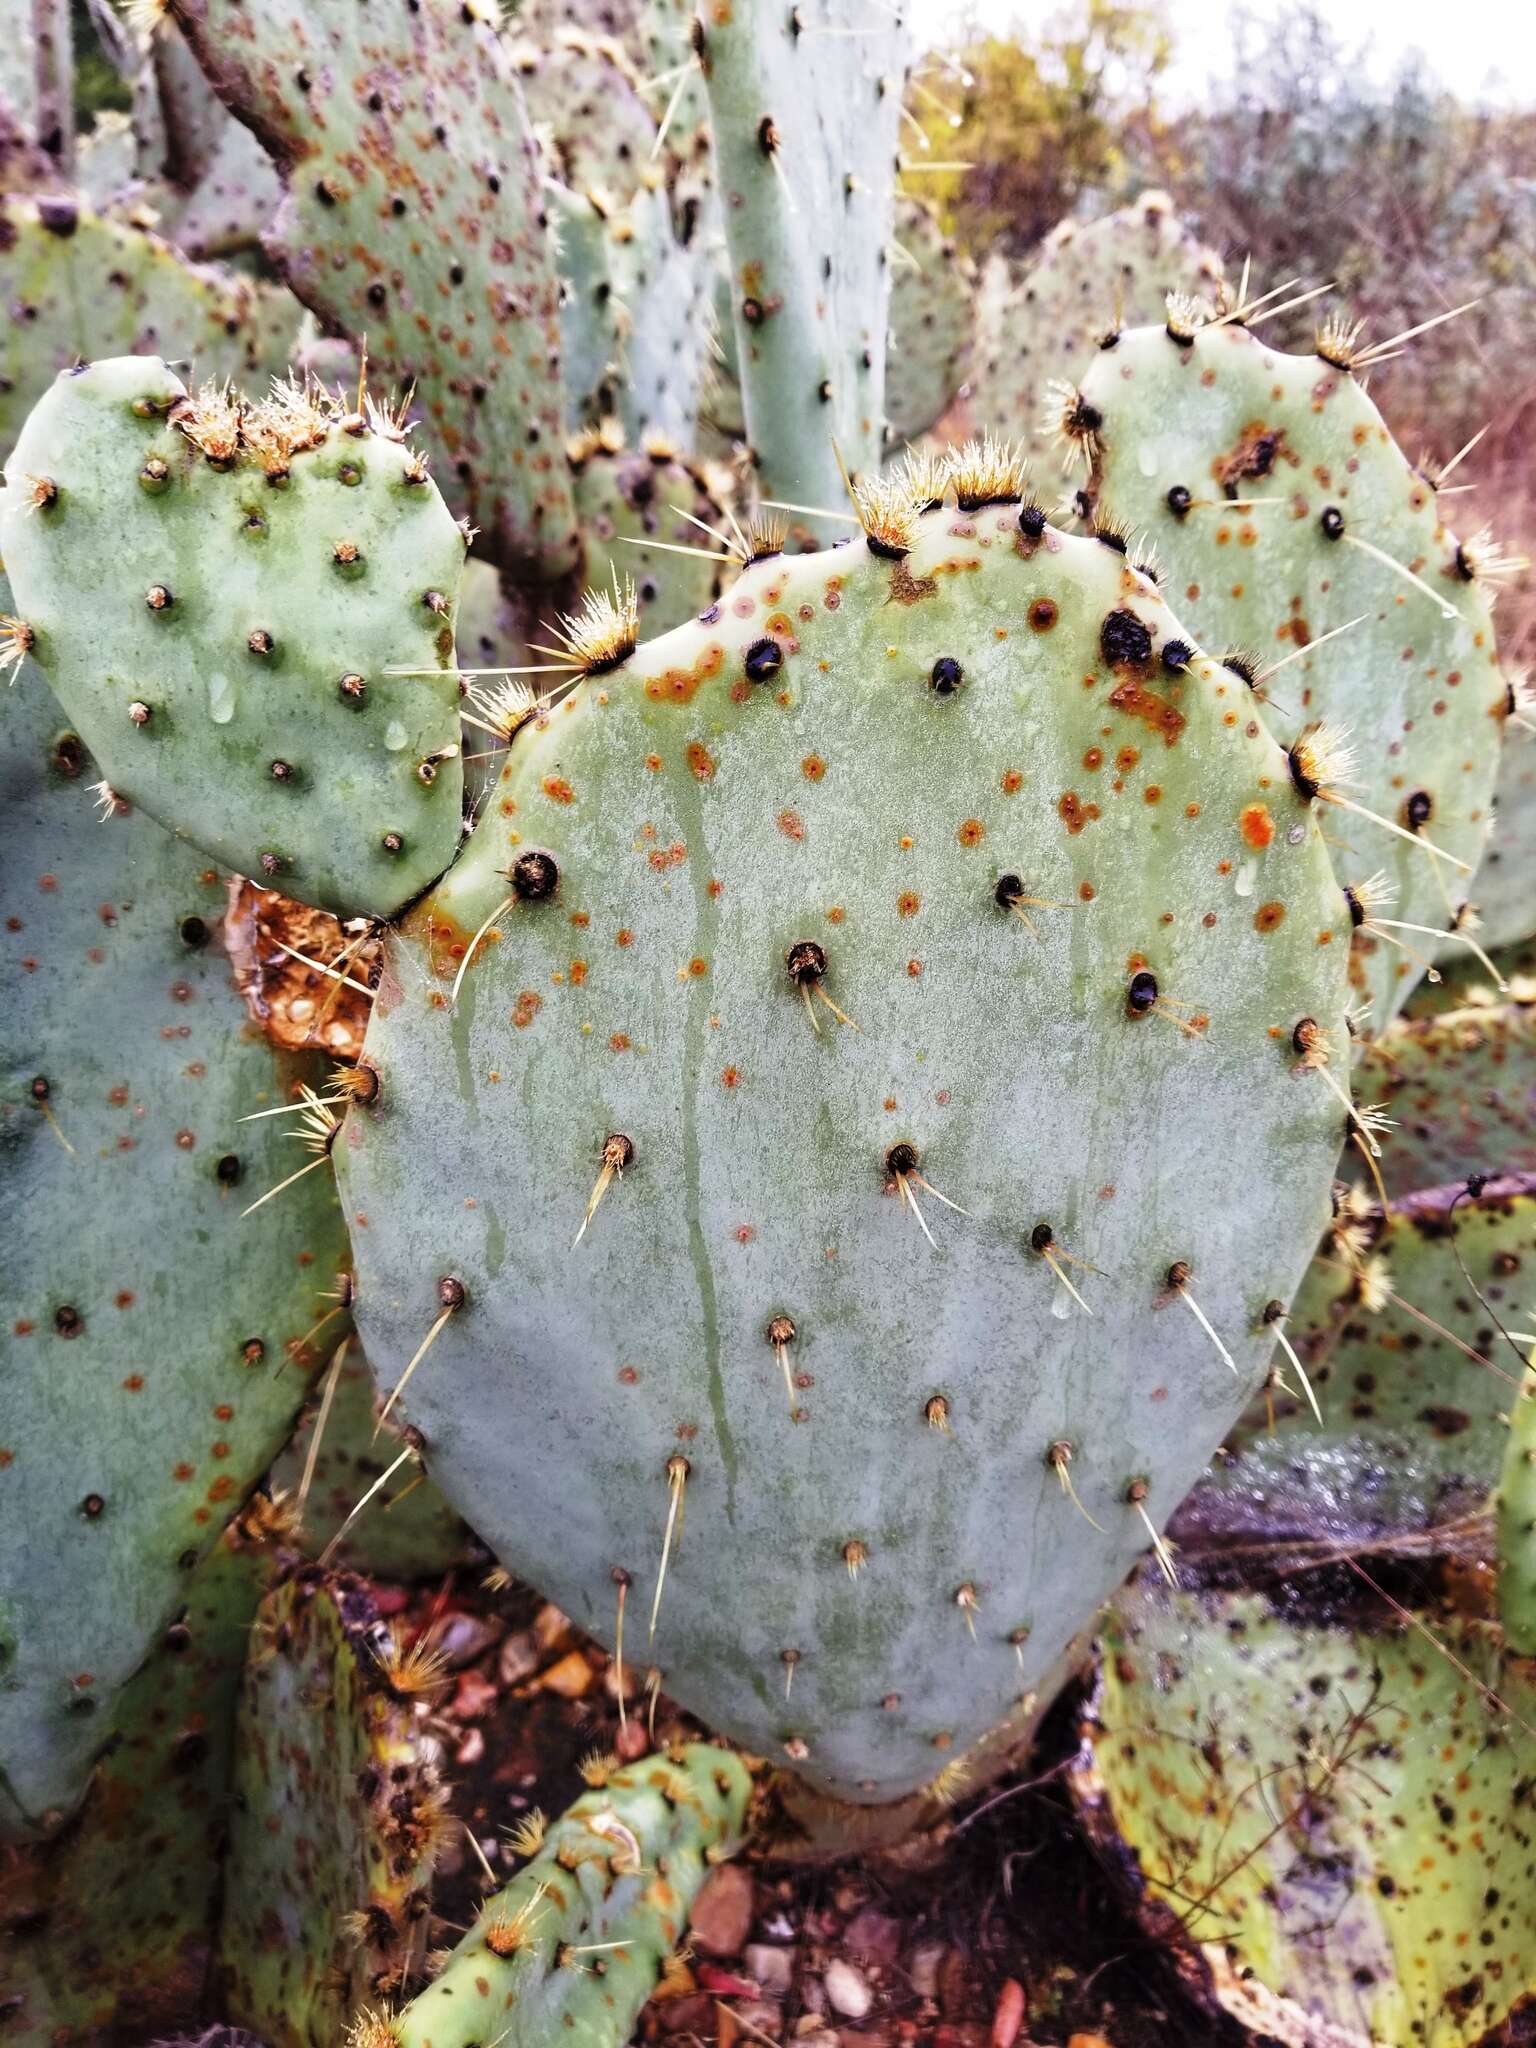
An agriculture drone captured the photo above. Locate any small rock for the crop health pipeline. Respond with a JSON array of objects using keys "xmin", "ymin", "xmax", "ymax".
[
  {"xmin": 450, "ymin": 1668, "xmax": 498, "ymax": 1719},
  {"xmin": 533, "ymin": 1601, "xmax": 574, "ymax": 1652},
  {"xmin": 1067, "ymin": 2036, "xmax": 1113, "ymax": 2048},
  {"xmin": 498, "ymin": 1628, "xmax": 540, "ymax": 1686},
  {"xmin": 537, "ymin": 1648, "xmax": 595, "ymax": 1697},
  {"xmin": 844, "ymin": 1909, "xmax": 902, "ymax": 1968},
  {"xmin": 734, "ymin": 1999, "xmax": 784, "ymax": 2037},
  {"xmin": 659, "ymin": 1993, "xmax": 714, "ymax": 2035},
  {"xmin": 824, "ymin": 1960, "xmax": 873, "ymax": 2021},
  {"xmin": 690, "ymin": 1862, "xmax": 756, "ymax": 1957},
  {"xmin": 434, "ymin": 1609, "xmax": 504, "ymax": 1668},
  {"xmin": 746, "ymin": 1944, "xmax": 795, "ymax": 1997},
  {"xmin": 453, "ymin": 1725, "xmax": 485, "ymax": 1767},
  {"xmin": 906, "ymin": 1942, "xmax": 946, "ymax": 2000}
]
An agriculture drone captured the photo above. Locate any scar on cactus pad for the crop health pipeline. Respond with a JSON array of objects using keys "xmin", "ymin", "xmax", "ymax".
[{"xmin": 337, "ymin": 458, "xmax": 1352, "ymax": 1809}]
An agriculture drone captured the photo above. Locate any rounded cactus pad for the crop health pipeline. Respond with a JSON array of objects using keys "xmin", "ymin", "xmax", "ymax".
[
  {"xmin": 1084, "ymin": 1574, "xmax": 1536, "ymax": 2047},
  {"xmin": 1074, "ymin": 314, "xmax": 1510, "ymax": 1027},
  {"xmin": 0, "ymin": 356, "xmax": 468, "ymax": 921},
  {"xmin": 335, "ymin": 471, "xmax": 1352, "ymax": 1805}
]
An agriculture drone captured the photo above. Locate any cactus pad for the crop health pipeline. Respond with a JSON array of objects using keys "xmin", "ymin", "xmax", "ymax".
[
  {"xmin": 1081, "ymin": 1573, "xmax": 1536, "ymax": 2048},
  {"xmin": 390, "ymin": 1745, "xmax": 750, "ymax": 2048},
  {"xmin": 1075, "ymin": 316, "xmax": 1509, "ymax": 1025},
  {"xmin": 169, "ymin": 0, "xmax": 580, "ymax": 581},
  {"xmin": 1363, "ymin": 1002, "xmax": 1536, "ymax": 1195},
  {"xmin": 0, "ymin": 616, "xmax": 349, "ymax": 1830},
  {"xmin": 968, "ymin": 192, "xmax": 1223, "ymax": 450},
  {"xmin": 698, "ymin": 0, "xmax": 909, "ymax": 526},
  {"xmin": 885, "ymin": 196, "xmax": 975, "ymax": 446},
  {"xmin": 1455, "ymin": 709, "xmax": 1536, "ymax": 954},
  {"xmin": 1, "ymin": 356, "xmax": 467, "ymax": 921},
  {"xmin": 217, "ymin": 1569, "xmax": 448, "ymax": 2045},
  {"xmin": 0, "ymin": 193, "xmax": 296, "ymax": 454},
  {"xmin": 336, "ymin": 489, "xmax": 1350, "ymax": 1805}
]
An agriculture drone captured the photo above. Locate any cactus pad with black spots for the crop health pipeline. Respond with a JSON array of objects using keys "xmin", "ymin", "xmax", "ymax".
[
  {"xmin": 698, "ymin": 0, "xmax": 910, "ymax": 527},
  {"xmin": 884, "ymin": 196, "xmax": 976, "ymax": 448},
  {"xmin": 0, "ymin": 609, "xmax": 349, "ymax": 1831},
  {"xmin": 1076, "ymin": 317, "xmax": 1509, "ymax": 1026},
  {"xmin": 968, "ymin": 192, "xmax": 1223, "ymax": 451},
  {"xmin": 1209, "ymin": 1175, "xmax": 1536, "ymax": 1545},
  {"xmin": 1081, "ymin": 1574, "xmax": 1536, "ymax": 2048},
  {"xmin": 0, "ymin": 193, "xmax": 296, "ymax": 452},
  {"xmin": 389, "ymin": 1745, "xmax": 750, "ymax": 2048},
  {"xmin": 218, "ymin": 1570, "xmax": 447, "ymax": 2046},
  {"xmin": 168, "ymin": 0, "xmax": 580, "ymax": 581},
  {"xmin": 1362, "ymin": 1002, "xmax": 1536, "ymax": 1195},
  {"xmin": 337, "ymin": 491, "xmax": 1350, "ymax": 1804},
  {"xmin": 1, "ymin": 356, "xmax": 467, "ymax": 921}
]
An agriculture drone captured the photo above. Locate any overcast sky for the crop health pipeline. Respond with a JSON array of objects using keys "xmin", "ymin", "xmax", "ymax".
[{"xmin": 912, "ymin": 0, "xmax": 1536, "ymax": 108}]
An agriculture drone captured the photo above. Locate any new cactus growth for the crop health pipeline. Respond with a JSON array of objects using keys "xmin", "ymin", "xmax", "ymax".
[
  {"xmin": 336, "ymin": 470, "xmax": 1350, "ymax": 1806},
  {"xmin": 383, "ymin": 1745, "xmax": 751, "ymax": 2048},
  {"xmin": 1, "ymin": 357, "xmax": 468, "ymax": 921},
  {"xmin": 1073, "ymin": 310, "xmax": 1510, "ymax": 1025}
]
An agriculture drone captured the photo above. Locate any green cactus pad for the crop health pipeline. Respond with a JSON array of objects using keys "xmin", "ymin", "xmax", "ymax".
[
  {"xmin": 510, "ymin": 30, "xmax": 656, "ymax": 207},
  {"xmin": 389, "ymin": 1745, "xmax": 751, "ymax": 2048},
  {"xmin": 968, "ymin": 192, "xmax": 1223, "ymax": 451},
  {"xmin": 1453, "ymin": 708, "xmax": 1536, "ymax": 955},
  {"xmin": 0, "ymin": 193, "xmax": 297, "ymax": 455},
  {"xmin": 568, "ymin": 432, "xmax": 726, "ymax": 635},
  {"xmin": 0, "ymin": 609, "xmax": 349, "ymax": 1832},
  {"xmin": 885, "ymin": 196, "xmax": 975, "ymax": 447},
  {"xmin": 169, "ymin": 0, "xmax": 581, "ymax": 582},
  {"xmin": 335, "ymin": 490, "xmax": 1350, "ymax": 1805},
  {"xmin": 698, "ymin": 0, "xmax": 909, "ymax": 528},
  {"xmin": 0, "ymin": 1527, "xmax": 271, "ymax": 2046},
  {"xmin": 1209, "ymin": 1174, "xmax": 1536, "ymax": 1545},
  {"xmin": 1499, "ymin": 1362, "xmax": 1536, "ymax": 1656},
  {"xmin": 218, "ymin": 1569, "xmax": 448, "ymax": 2046},
  {"xmin": 1075, "ymin": 316, "xmax": 1509, "ymax": 1027},
  {"xmin": 1, "ymin": 355, "xmax": 467, "ymax": 921},
  {"xmin": 272, "ymin": 1344, "xmax": 472, "ymax": 1581},
  {"xmin": 1081, "ymin": 1573, "xmax": 1536, "ymax": 2048},
  {"xmin": 1362, "ymin": 1003, "xmax": 1536, "ymax": 1196}
]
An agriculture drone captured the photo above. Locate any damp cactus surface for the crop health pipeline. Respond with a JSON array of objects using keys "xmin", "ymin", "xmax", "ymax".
[
  {"xmin": 337, "ymin": 485, "xmax": 1350, "ymax": 1805},
  {"xmin": 1, "ymin": 357, "xmax": 468, "ymax": 921}
]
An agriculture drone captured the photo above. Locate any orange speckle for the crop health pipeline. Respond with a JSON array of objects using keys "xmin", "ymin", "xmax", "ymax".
[
  {"xmin": 707, "ymin": 878, "xmax": 724, "ymax": 898},
  {"xmin": 115, "ymin": 1290, "xmax": 135, "ymax": 1309},
  {"xmin": 542, "ymin": 775, "xmax": 576, "ymax": 805},
  {"xmin": 897, "ymin": 890, "xmax": 921, "ymax": 917},
  {"xmin": 570, "ymin": 959, "xmax": 588, "ymax": 986},
  {"xmin": 907, "ymin": 958, "xmax": 922, "ymax": 977},
  {"xmin": 686, "ymin": 741, "xmax": 716, "ymax": 781},
  {"xmin": 512, "ymin": 990, "xmax": 542, "ymax": 1029},
  {"xmin": 616, "ymin": 928, "xmax": 633, "ymax": 947},
  {"xmin": 1143, "ymin": 785, "xmax": 1162, "ymax": 805},
  {"xmin": 213, "ymin": 1403, "xmax": 234, "ymax": 1421},
  {"xmin": 570, "ymin": 910, "xmax": 590, "ymax": 928},
  {"xmin": 1185, "ymin": 802, "xmax": 1200, "ymax": 818},
  {"xmin": 1001, "ymin": 768, "xmax": 1023, "ymax": 794},
  {"xmin": 777, "ymin": 809, "xmax": 804, "ymax": 840},
  {"xmin": 801, "ymin": 755, "xmax": 826, "ymax": 781},
  {"xmin": 826, "ymin": 906, "xmax": 845, "ymax": 924},
  {"xmin": 609, "ymin": 1032, "xmax": 631, "ymax": 1052},
  {"xmin": 1028, "ymin": 597, "xmax": 1058, "ymax": 632},
  {"xmin": 956, "ymin": 818, "xmax": 985, "ymax": 847},
  {"xmin": 688, "ymin": 957, "xmax": 707, "ymax": 978},
  {"xmin": 1079, "ymin": 882, "xmax": 1096, "ymax": 902},
  {"xmin": 1060, "ymin": 792, "xmax": 1099, "ymax": 835},
  {"xmin": 173, "ymin": 1462, "xmax": 194, "ymax": 1481},
  {"xmin": 721, "ymin": 1066, "xmax": 741, "ymax": 1089},
  {"xmin": 122, "ymin": 1373, "xmax": 144, "ymax": 1391},
  {"xmin": 734, "ymin": 1225, "xmax": 755, "ymax": 1244},
  {"xmin": 1254, "ymin": 901, "xmax": 1287, "ymax": 932},
  {"xmin": 1240, "ymin": 802, "xmax": 1274, "ymax": 849},
  {"xmin": 645, "ymin": 753, "xmax": 662, "ymax": 772}
]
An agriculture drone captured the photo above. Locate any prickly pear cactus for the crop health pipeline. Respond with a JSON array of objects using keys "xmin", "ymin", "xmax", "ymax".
[
  {"xmin": 1074, "ymin": 314, "xmax": 1509, "ymax": 1026},
  {"xmin": 698, "ymin": 0, "xmax": 910, "ymax": 528},
  {"xmin": 1, "ymin": 356, "xmax": 468, "ymax": 921},
  {"xmin": 337, "ymin": 477, "xmax": 1351, "ymax": 1805},
  {"xmin": 388, "ymin": 1745, "xmax": 751, "ymax": 2048},
  {"xmin": 1210, "ymin": 1175, "xmax": 1536, "ymax": 1543},
  {"xmin": 567, "ymin": 428, "xmax": 726, "ymax": 634},
  {"xmin": 1080, "ymin": 1573, "xmax": 1536, "ymax": 2048},
  {"xmin": 0, "ymin": 591, "xmax": 350, "ymax": 1832},
  {"xmin": 967, "ymin": 192, "xmax": 1224, "ymax": 451},
  {"xmin": 169, "ymin": 0, "xmax": 581, "ymax": 581},
  {"xmin": 1451, "ymin": 701, "xmax": 1536, "ymax": 954},
  {"xmin": 1362, "ymin": 1003, "xmax": 1536, "ymax": 1194},
  {"xmin": 0, "ymin": 193, "xmax": 297, "ymax": 452},
  {"xmin": 217, "ymin": 1570, "xmax": 448, "ymax": 2046},
  {"xmin": 884, "ymin": 195, "xmax": 976, "ymax": 447},
  {"xmin": 1500, "ymin": 1360, "xmax": 1536, "ymax": 1655},
  {"xmin": 0, "ymin": 1526, "xmax": 271, "ymax": 2045},
  {"xmin": 510, "ymin": 30, "xmax": 655, "ymax": 207},
  {"xmin": 272, "ymin": 1343, "xmax": 472, "ymax": 1581}
]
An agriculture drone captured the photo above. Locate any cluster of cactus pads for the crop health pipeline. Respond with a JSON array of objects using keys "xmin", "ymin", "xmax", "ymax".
[{"xmin": 2, "ymin": 4, "xmax": 1534, "ymax": 2045}]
